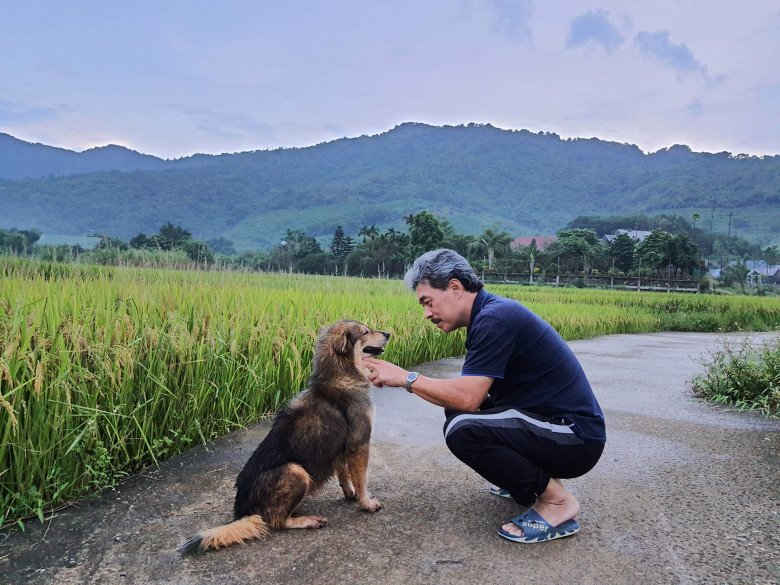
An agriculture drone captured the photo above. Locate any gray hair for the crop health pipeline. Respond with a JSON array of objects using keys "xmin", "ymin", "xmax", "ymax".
[{"xmin": 404, "ymin": 249, "xmax": 484, "ymax": 292}]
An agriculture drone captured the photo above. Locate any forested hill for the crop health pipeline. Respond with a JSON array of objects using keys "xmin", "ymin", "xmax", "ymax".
[
  {"xmin": 0, "ymin": 133, "xmax": 216, "ymax": 178},
  {"xmin": 1, "ymin": 123, "xmax": 778, "ymax": 249}
]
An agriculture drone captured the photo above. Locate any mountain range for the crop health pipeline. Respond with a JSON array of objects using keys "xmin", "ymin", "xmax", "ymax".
[{"xmin": 1, "ymin": 123, "xmax": 778, "ymax": 249}]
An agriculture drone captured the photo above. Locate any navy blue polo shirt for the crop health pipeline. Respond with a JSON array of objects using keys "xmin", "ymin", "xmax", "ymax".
[{"xmin": 462, "ymin": 288, "xmax": 606, "ymax": 444}]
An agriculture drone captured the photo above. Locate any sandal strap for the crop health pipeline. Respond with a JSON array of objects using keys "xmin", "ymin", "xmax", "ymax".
[{"xmin": 509, "ymin": 508, "xmax": 548, "ymax": 530}]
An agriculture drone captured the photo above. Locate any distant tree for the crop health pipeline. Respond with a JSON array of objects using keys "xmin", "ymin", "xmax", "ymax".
[
  {"xmin": 158, "ymin": 222, "xmax": 192, "ymax": 248},
  {"xmin": 235, "ymin": 250, "xmax": 271, "ymax": 271},
  {"xmin": 206, "ymin": 237, "xmax": 236, "ymax": 256},
  {"xmin": 635, "ymin": 230, "xmax": 674, "ymax": 274},
  {"xmin": 0, "ymin": 228, "xmax": 37, "ymax": 254},
  {"xmin": 549, "ymin": 228, "xmax": 601, "ymax": 273},
  {"xmin": 129, "ymin": 223, "xmax": 194, "ymax": 251},
  {"xmin": 691, "ymin": 212, "xmax": 700, "ymax": 233},
  {"xmin": 632, "ymin": 230, "xmax": 700, "ymax": 278},
  {"xmin": 358, "ymin": 224, "xmax": 380, "ymax": 243},
  {"xmin": 94, "ymin": 234, "xmax": 128, "ymax": 251},
  {"xmin": 609, "ymin": 232, "xmax": 635, "ymax": 274},
  {"xmin": 129, "ymin": 233, "xmax": 153, "ymax": 249},
  {"xmin": 271, "ymin": 229, "xmax": 323, "ymax": 272},
  {"xmin": 508, "ymin": 239, "xmax": 541, "ymax": 281},
  {"xmin": 764, "ymin": 246, "xmax": 779, "ymax": 266},
  {"xmin": 722, "ymin": 262, "xmax": 750, "ymax": 292},
  {"xmin": 406, "ymin": 211, "xmax": 446, "ymax": 257},
  {"xmin": 283, "ymin": 229, "xmax": 322, "ymax": 258},
  {"xmin": 469, "ymin": 226, "xmax": 512, "ymax": 271},
  {"xmin": 654, "ymin": 214, "xmax": 692, "ymax": 235},
  {"xmin": 329, "ymin": 225, "xmax": 354, "ymax": 272},
  {"xmin": 346, "ymin": 227, "xmax": 408, "ymax": 277},
  {"xmin": 20, "ymin": 229, "xmax": 41, "ymax": 247},
  {"xmin": 712, "ymin": 234, "xmax": 762, "ymax": 268},
  {"xmin": 330, "ymin": 225, "xmax": 347, "ymax": 255},
  {"xmin": 295, "ymin": 252, "xmax": 333, "ymax": 274},
  {"xmin": 670, "ymin": 234, "xmax": 700, "ymax": 277},
  {"xmin": 440, "ymin": 222, "xmax": 475, "ymax": 258},
  {"xmin": 182, "ymin": 239, "xmax": 214, "ymax": 264}
]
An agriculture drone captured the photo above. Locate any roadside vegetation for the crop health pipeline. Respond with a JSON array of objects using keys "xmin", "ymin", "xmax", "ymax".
[
  {"xmin": 692, "ymin": 338, "xmax": 780, "ymax": 418},
  {"xmin": 1, "ymin": 257, "xmax": 779, "ymax": 528}
]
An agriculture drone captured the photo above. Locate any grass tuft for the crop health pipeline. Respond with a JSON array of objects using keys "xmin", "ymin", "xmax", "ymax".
[{"xmin": 692, "ymin": 338, "xmax": 780, "ymax": 417}]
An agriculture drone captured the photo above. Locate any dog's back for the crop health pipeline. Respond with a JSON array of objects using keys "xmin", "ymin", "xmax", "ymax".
[{"xmin": 234, "ymin": 392, "xmax": 351, "ymax": 518}]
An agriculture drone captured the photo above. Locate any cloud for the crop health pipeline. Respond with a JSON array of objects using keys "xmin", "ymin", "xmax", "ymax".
[
  {"xmin": 566, "ymin": 9, "xmax": 624, "ymax": 53},
  {"xmin": 634, "ymin": 30, "xmax": 720, "ymax": 85},
  {"xmin": 485, "ymin": 0, "xmax": 534, "ymax": 46}
]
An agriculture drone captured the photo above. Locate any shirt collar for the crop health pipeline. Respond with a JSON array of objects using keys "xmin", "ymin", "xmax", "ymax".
[{"xmin": 468, "ymin": 288, "xmax": 490, "ymax": 328}]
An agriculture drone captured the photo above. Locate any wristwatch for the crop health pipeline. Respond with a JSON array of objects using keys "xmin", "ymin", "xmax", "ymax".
[{"xmin": 405, "ymin": 371, "xmax": 419, "ymax": 393}]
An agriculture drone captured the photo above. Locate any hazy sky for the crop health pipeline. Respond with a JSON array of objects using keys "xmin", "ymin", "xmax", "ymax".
[{"xmin": 2, "ymin": 1, "xmax": 779, "ymax": 158}]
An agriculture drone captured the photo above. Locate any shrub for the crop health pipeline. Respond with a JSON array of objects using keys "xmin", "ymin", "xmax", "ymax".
[{"xmin": 692, "ymin": 338, "xmax": 780, "ymax": 417}]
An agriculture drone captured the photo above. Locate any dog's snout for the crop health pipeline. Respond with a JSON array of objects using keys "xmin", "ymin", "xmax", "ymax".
[{"xmin": 381, "ymin": 331, "xmax": 390, "ymax": 340}]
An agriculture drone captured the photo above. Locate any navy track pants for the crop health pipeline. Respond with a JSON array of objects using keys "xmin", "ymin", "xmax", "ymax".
[{"xmin": 443, "ymin": 405, "xmax": 604, "ymax": 505}]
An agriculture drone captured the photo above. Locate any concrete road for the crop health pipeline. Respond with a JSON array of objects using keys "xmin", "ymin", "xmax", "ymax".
[{"xmin": 1, "ymin": 332, "xmax": 778, "ymax": 584}]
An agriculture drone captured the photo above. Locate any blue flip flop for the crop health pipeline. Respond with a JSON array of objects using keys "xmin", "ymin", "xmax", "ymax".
[
  {"xmin": 497, "ymin": 508, "xmax": 580, "ymax": 543},
  {"xmin": 488, "ymin": 484, "xmax": 512, "ymax": 498}
]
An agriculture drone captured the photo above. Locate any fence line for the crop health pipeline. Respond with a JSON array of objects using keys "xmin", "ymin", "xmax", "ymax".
[{"xmin": 481, "ymin": 272, "xmax": 699, "ymax": 293}]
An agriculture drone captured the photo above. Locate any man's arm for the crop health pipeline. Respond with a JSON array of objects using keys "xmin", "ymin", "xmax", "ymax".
[{"xmin": 362, "ymin": 356, "xmax": 492, "ymax": 412}]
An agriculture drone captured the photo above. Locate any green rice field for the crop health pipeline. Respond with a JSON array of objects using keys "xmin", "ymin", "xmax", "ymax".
[{"xmin": 1, "ymin": 257, "xmax": 779, "ymax": 527}]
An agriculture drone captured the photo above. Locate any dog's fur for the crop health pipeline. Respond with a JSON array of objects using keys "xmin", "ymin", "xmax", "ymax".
[{"xmin": 178, "ymin": 320, "xmax": 389, "ymax": 554}]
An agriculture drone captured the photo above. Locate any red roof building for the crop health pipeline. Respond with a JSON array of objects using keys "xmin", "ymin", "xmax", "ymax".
[{"xmin": 510, "ymin": 235, "xmax": 557, "ymax": 250}]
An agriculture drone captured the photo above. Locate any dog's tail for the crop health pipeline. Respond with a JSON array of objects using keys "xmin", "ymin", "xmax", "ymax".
[{"xmin": 178, "ymin": 515, "xmax": 269, "ymax": 555}]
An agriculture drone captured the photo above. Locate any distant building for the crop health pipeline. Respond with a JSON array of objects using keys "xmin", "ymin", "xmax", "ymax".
[
  {"xmin": 746, "ymin": 260, "xmax": 780, "ymax": 284},
  {"xmin": 511, "ymin": 235, "xmax": 557, "ymax": 250},
  {"xmin": 603, "ymin": 229, "xmax": 653, "ymax": 244},
  {"xmin": 35, "ymin": 234, "xmax": 102, "ymax": 250},
  {"xmin": 708, "ymin": 260, "xmax": 780, "ymax": 284}
]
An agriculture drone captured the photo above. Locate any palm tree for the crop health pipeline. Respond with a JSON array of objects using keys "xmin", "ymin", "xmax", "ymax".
[{"xmin": 358, "ymin": 224, "xmax": 379, "ymax": 243}]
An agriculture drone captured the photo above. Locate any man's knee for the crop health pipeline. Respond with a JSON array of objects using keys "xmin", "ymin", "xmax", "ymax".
[{"xmin": 444, "ymin": 424, "xmax": 480, "ymax": 461}]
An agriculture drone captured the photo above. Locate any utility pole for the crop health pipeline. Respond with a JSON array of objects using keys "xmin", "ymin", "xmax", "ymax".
[
  {"xmin": 727, "ymin": 210, "xmax": 733, "ymax": 239},
  {"xmin": 637, "ymin": 256, "xmax": 642, "ymax": 292},
  {"xmin": 709, "ymin": 206, "xmax": 715, "ymax": 254}
]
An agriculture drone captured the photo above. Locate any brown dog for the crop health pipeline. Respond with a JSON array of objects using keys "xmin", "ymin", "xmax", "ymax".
[{"xmin": 178, "ymin": 320, "xmax": 389, "ymax": 554}]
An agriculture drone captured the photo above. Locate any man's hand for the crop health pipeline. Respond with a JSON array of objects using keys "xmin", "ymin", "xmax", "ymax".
[
  {"xmin": 362, "ymin": 356, "xmax": 408, "ymax": 388},
  {"xmin": 363, "ymin": 356, "xmax": 493, "ymax": 411}
]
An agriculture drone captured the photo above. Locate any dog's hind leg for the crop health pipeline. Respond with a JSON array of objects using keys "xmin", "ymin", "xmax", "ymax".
[
  {"xmin": 265, "ymin": 463, "xmax": 328, "ymax": 529},
  {"xmin": 335, "ymin": 457, "xmax": 357, "ymax": 500},
  {"xmin": 348, "ymin": 446, "xmax": 382, "ymax": 512},
  {"xmin": 284, "ymin": 514, "xmax": 328, "ymax": 529}
]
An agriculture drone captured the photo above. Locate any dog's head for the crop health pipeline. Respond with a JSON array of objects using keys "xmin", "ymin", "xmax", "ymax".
[{"xmin": 316, "ymin": 320, "xmax": 390, "ymax": 376}]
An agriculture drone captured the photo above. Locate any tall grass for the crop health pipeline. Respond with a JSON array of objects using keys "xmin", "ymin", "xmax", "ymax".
[
  {"xmin": 692, "ymin": 338, "xmax": 780, "ymax": 417},
  {"xmin": 1, "ymin": 257, "xmax": 779, "ymax": 527}
]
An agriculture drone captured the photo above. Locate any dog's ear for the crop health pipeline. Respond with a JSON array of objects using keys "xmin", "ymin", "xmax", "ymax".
[{"xmin": 335, "ymin": 329, "xmax": 352, "ymax": 354}]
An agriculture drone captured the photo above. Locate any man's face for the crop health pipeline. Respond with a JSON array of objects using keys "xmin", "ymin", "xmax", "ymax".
[{"xmin": 415, "ymin": 280, "xmax": 468, "ymax": 333}]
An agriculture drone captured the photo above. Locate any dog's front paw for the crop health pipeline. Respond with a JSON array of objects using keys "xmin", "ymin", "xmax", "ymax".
[
  {"xmin": 309, "ymin": 515, "xmax": 329, "ymax": 528},
  {"xmin": 360, "ymin": 497, "xmax": 382, "ymax": 512}
]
